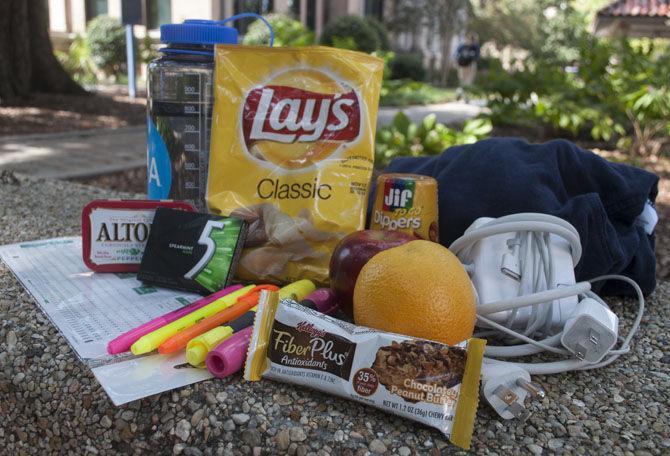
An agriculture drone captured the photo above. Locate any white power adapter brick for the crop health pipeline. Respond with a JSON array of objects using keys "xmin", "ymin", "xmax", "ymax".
[
  {"xmin": 460, "ymin": 217, "xmax": 579, "ymax": 329},
  {"xmin": 561, "ymin": 298, "xmax": 619, "ymax": 363}
]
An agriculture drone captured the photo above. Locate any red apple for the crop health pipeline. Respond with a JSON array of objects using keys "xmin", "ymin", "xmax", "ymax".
[{"xmin": 330, "ymin": 230, "xmax": 416, "ymax": 317}]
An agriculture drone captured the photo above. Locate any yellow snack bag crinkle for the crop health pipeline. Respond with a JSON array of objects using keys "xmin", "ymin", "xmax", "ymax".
[{"xmin": 208, "ymin": 45, "xmax": 384, "ymax": 285}]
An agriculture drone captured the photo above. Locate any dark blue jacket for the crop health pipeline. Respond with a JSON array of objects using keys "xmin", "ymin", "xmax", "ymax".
[{"xmin": 371, "ymin": 138, "xmax": 659, "ymax": 295}]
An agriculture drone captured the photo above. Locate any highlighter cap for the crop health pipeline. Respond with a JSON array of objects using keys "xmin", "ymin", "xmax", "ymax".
[
  {"xmin": 185, "ymin": 326, "xmax": 234, "ymax": 367},
  {"xmin": 130, "ymin": 337, "xmax": 154, "ymax": 355},
  {"xmin": 303, "ymin": 288, "xmax": 339, "ymax": 315},
  {"xmin": 186, "ymin": 344, "xmax": 208, "ymax": 367},
  {"xmin": 206, "ymin": 326, "xmax": 253, "ymax": 378},
  {"xmin": 279, "ymin": 279, "xmax": 316, "ymax": 301}
]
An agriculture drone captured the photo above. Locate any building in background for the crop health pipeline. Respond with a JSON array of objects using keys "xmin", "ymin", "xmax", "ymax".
[
  {"xmin": 48, "ymin": 0, "xmax": 462, "ymax": 80},
  {"xmin": 48, "ymin": 0, "xmax": 365, "ymax": 39},
  {"xmin": 593, "ymin": 0, "xmax": 670, "ymax": 38}
]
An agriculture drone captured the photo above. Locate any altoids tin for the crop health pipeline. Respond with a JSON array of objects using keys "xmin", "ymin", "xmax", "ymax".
[{"xmin": 82, "ymin": 199, "xmax": 195, "ymax": 272}]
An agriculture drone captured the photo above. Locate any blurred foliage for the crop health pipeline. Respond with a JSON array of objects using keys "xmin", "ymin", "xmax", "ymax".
[
  {"xmin": 470, "ymin": 0, "xmax": 597, "ymax": 63},
  {"xmin": 56, "ymin": 35, "xmax": 97, "ymax": 86},
  {"xmin": 372, "ymin": 50, "xmax": 395, "ymax": 81},
  {"xmin": 138, "ymin": 35, "xmax": 159, "ymax": 64},
  {"xmin": 243, "ymin": 14, "xmax": 314, "ymax": 46},
  {"xmin": 364, "ymin": 17, "xmax": 391, "ymax": 51},
  {"xmin": 57, "ymin": 26, "xmax": 158, "ymax": 85},
  {"xmin": 618, "ymin": 41, "xmax": 670, "ymax": 155},
  {"xmin": 320, "ymin": 15, "xmax": 381, "ymax": 53},
  {"xmin": 375, "ymin": 112, "xmax": 492, "ymax": 167},
  {"xmin": 473, "ymin": 37, "xmax": 670, "ymax": 154},
  {"xmin": 331, "ymin": 44, "xmax": 456, "ymax": 108},
  {"xmin": 389, "ymin": 53, "xmax": 426, "ymax": 81},
  {"xmin": 380, "ymin": 80, "xmax": 455, "ymax": 107},
  {"xmin": 86, "ymin": 16, "xmax": 127, "ymax": 77},
  {"xmin": 330, "ymin": 36, "xmax": 359, "ymax": 51},
  {"xmin": 468, "ymin": 0, "xmax": 670, "ymax": 154}
]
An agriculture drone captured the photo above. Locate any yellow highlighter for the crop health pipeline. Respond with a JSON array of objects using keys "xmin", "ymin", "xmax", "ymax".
[
  {"xmin": 277, "ymin": 279, "xmax": 316, "ymax": 302},
  {"xmin": 185, "ymin": 312, "xmax": 253, "ymax": 367},
  {"xmin": 185, "ymin": 280, "xmax": 316, "ymax": 367},
  {"xmin": 130, "ymin": 285, "xmax": 255, "ymax": 355}
]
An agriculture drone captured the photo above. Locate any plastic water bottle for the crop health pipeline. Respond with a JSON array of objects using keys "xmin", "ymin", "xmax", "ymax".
[{"xmin": 147, "ymin": 15, "xmax": 274, "ymax": 210}]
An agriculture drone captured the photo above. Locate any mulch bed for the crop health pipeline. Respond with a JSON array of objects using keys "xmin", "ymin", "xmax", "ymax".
[
  {"xmin": 0, "ymin": 92, "xmax": 146, "ymax": 136},
  {"xmin": 73, "ymin": 167, "xmax": 147, "ymax": 194}
]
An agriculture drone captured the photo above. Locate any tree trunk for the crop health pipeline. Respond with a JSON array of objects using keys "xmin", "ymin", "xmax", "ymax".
[
  {"xmin": 0, "ymin": 0, "xmax": 85, "ymax": 103},
  {"xmin": 439, "ymin": 32, "xmax": 454, "ymax": 86}
]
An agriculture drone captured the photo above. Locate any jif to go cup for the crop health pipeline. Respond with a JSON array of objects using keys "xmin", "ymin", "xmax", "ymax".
[{"xmin": 370, "ymin": 173, "xmax": 439, "ymax": 242}]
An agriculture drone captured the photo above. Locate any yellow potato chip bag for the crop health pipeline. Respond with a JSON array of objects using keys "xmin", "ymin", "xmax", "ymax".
[{"xmin": 208, "ymin": 46, "xmax": 383, "ymax": 285}]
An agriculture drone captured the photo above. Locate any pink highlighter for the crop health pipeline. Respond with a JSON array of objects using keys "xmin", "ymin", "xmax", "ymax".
[
  {"xmin": 206, "ymin": 326, "xmax": 253, "ymax": 378},
  {"xmin": 106, "ymin": 284, "xmax": 244, "ymax": 355},
  {"xmin": 205, "ymin": 288, "xmax": 339, "ymax": 378}
]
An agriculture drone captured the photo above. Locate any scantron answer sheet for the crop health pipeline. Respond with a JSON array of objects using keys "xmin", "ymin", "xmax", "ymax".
[{"xmin": 0, "ymin": 237, "xmax": 213, "ymax": 405}]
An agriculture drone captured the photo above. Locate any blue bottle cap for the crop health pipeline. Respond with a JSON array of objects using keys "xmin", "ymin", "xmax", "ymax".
[{"xmin": 160, "ymin": 19, "xmax": 238, "ymax": 46}]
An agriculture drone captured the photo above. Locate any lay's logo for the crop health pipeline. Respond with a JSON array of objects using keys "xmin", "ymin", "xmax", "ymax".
[
  {"xmin": 243, "ymin": 86, "xmax": 360, "ymax": 144},
  {"xmin": 240, "ymin": 69, "xmax": 362, "ymax": 170},
  {"xmin": 382, "ymin": 179, "xmax": 415, "ymax": 211}
]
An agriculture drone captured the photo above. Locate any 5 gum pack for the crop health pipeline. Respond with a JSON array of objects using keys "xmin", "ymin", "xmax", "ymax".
[{"xmin": 137, "ymin": 208, "xmax": 248, "ymax": 295}]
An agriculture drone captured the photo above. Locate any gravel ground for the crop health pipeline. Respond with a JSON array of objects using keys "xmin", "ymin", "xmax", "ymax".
[{"xmin": 0, "ymin": 172, "xmax": 668, "ymax": 455}]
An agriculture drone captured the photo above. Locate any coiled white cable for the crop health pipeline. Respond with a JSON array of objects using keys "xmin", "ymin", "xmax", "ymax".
[
  {"xmin": 450, "ymin": 213, "xmax": 583, "ymax": 264},
  {"xmin": 449, "ymin": 214, "xmax": 645, "ymax": 374}
]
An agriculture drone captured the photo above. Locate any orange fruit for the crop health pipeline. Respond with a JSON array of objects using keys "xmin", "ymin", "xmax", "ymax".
[{"xmin": 353, "ymin": 240, "xmax": 476, "ymax": 345}]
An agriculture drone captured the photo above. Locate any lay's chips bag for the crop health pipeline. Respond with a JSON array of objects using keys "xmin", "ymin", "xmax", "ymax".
[{"xmin": 208, "ymin": 46, "xmax": 383, "ymax": 285}]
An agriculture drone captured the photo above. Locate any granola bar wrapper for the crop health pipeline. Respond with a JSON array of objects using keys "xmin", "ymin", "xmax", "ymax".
[{"xmin": 245, "ymin": 292, "xmax": 485, "ymax": 450}]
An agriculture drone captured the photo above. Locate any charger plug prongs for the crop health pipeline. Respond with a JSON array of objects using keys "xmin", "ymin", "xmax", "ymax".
[
  {"xmin": 492, "ymin": 385, "xmax": 530, "ymax": 421},
  {"xmin": 516, "ymin": 378, "xmax": 546, "ymax": 399}
]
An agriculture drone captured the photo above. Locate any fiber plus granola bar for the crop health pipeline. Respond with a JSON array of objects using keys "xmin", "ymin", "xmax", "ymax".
[{"xmin": 245, "ymin": 292, "xmax": 485, "ymax": 450}]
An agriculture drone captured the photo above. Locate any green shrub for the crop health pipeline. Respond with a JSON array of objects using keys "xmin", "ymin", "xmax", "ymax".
[
  {"xmin": 375, "ymin": 112, "xmax": 492, "ymax": 167},
  {"xmin": 473, "ymin": 36, "xmax": 670, "ymax": 153},
  {"xmin": 86, "ymin": 15, "xmax": 126, "ymax": 77},
  {"xmin": 139, "ymin": 35, "xmax": 159, "ymax": 65},
  {"xmin": 243, "ymin": 13, "xmax": 314, "ymax": 47},
  {"xmin": 380, "ymin": 80, "xmax": 455, "ymax": 107},
  {"xmin": 330, "ymin": 36, "xmax": 359, "ymax": 51},
  {"xmin": 615, "ymin": 41, "xmax": 670, "ymax": 154},
  {"xmin": 372, "ymin": 50, "xmax": 395, "ymax": 80},
  {"xmin": 320, "ymin": 15, "xmax": 380, "ymax": 53},
  {"xmin": 56, "ymin": 35, "xmax": 97, "ymax": 86},
  {"xmin": 364, "ymin": 17, "xmax": 390, "ymax": 50},
  {"xmin": 389, "ymin": 53, "xmax": 426, "ymax": 81}
]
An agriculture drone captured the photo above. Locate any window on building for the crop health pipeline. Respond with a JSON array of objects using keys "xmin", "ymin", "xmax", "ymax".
[
  {"xmin": 232, "ymin": 0, "xmax": 274, "ymax": 34},
  {"xmin": 364, "ymin": 0, "xmax": 384, "ymax": 21},
  {"xmin": 85, "ymin": 0, "xmax": 108, "ymax": 20},
  {"xmin": 306, "ymin": 0, "xmax": 316, "ymax": 31},
  {"xmin": 289, "ymin": 0, "xmax": 300, "ymax": 19},
  {"xmin": 323, "ymin": 0, "xmax": 332, "ymax": 26},
  {"xmin": 147, "ymin": 0, "xmax": 172, "ymax": 30}
]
